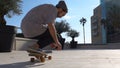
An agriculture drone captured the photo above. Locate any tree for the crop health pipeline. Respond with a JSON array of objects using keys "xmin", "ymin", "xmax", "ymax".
[
  {"xmin": 55, "ymin": 20, "xmax": 70, "ymax": 49},
  {"xmin": 67, "ymin": 29, "xmax": 79, "ymax": 42},
  {"xmin": 55, "ymin": 20, "xmax": 70, "ymax": 35},
  {"xmin": 0, "ymin": 0, "xmax": 22, "ymax": 25},
  {"xmin": 80, "ymin": 17, "xmax": 86, "ymax": 44},
  {"xmin": 67, "ymin": 29, "xmax": 79, "ymax": 48}
]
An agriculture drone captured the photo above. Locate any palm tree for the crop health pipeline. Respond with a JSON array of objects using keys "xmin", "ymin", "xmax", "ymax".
[
  {"xmin": 67, "ymin": 29, "xmax": 79, "ymax": 42},
  {"xmin": 80, "ymin": 17, "xmax": 86, "ymax": 44},
  {"xmin": 0, "ymin": 0, "xmax": 22, "ymax": 25}
]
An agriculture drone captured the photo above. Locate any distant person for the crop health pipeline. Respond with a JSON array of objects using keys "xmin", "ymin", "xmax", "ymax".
[{"xmin": 21, "ymin": 1, "xmax": 68, "ymax": 51}]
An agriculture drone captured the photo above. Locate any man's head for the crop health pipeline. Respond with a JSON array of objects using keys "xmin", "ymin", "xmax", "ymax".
[{"xmin": 56, "ymin": 0, "xmax": 68, "ymax": 18}]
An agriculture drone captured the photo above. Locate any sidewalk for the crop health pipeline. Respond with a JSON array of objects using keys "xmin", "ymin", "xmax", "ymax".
[{"xmin": 0, "ymin": 49, "xmax": 120, "ymax": 68}]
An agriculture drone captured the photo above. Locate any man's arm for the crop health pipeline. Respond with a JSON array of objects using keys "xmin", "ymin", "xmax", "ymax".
[{"xmin": 48, "ymin": 23, "xmax": 62, "ymax": 50}]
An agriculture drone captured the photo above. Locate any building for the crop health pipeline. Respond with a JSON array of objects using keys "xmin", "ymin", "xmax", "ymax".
[
  {"xmin": 105, "ymin": 0, "xmax": 120, "ymax": 43},
  {"xmin": 91, "ymin": 0, "xmax": 120, "ymax": 44},
  {"xmin": 91, "ymin": 0, "xmax": 107, "ymax": 44},
  {"xmin": 91, "ymin": 5, "xmax": 103, "ymax": 44}
]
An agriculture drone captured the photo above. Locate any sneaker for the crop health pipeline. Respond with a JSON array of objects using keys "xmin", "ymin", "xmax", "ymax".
[
  {"xmin": 42, "ymin": 50, "xmax": 52, "ymax": 53},
  {"xmin": 27, "ymin": 46, "xmax": 42, "ymax": 53},
  {"xmin": 27, "ymin": 48, "xmax": 52, "ymax": 53}
]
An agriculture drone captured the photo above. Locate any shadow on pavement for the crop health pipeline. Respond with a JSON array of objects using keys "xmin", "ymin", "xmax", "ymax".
[{"xmin": 0, "ymin": 61, "xmax": 45, "ymax": 68}]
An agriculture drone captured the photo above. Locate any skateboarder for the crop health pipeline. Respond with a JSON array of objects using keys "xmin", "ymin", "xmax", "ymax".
[{"xmin": 21, "ymin": 1, "xmax": 68, "ymax": 51}]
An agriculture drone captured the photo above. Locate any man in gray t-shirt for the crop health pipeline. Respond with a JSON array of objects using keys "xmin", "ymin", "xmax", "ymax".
[{"xmin": 21, "ymin": 1, "xmax": 68, "ymax": 50}]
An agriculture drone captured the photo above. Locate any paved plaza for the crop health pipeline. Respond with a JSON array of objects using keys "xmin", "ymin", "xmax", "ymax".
[{"xmin": 0, "ymin": 49, "xmax": 120, "ymax": 68}]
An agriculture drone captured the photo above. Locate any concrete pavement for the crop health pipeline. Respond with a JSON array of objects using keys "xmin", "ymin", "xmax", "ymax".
[{"xmin": 0, "ymin": 50, "xmax": 120, "ymax": 68}]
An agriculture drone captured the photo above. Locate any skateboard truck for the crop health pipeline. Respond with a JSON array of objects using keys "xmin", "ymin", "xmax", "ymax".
[{"xmin": 27, "ymin": 49, "xmax": 52, "ymax": 62}]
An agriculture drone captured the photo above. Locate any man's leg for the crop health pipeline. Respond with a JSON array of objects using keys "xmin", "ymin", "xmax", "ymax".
[{"xmin": 27, "ymin": 29, "xmax": 55, "ymax": 51}]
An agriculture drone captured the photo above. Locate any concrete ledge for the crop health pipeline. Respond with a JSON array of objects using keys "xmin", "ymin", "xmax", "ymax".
[{"xmin": 13, "ymin": 37, "xmax": 38, "ymax": 51}]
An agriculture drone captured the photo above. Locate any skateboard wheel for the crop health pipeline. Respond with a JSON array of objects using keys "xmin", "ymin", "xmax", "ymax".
[
  {"xmin": 48, "ymin": 56, "xmax": 52, "ymax": 60},
  {"xmin": 40, "ymin": 56, "xmax": 45, "ymax": 62},
  {"xmin": 30, "ymin": 58, "xmax": 35, "ymax": 62}
]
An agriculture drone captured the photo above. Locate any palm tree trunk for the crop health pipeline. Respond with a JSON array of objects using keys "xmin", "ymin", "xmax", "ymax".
[{"xmin": 83, "ymin": 25, "xmax": 85, "ymax": 44}]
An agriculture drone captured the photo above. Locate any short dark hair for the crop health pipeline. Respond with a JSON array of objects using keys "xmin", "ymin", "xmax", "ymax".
[{"xmin": 56, "ymin": 1, "xmax": 68, "ymax": 13}]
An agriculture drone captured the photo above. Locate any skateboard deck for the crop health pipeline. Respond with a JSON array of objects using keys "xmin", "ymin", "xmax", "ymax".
[{"xmin": 27, "ymin": 49, "xmax": 52, "ymax": 62}]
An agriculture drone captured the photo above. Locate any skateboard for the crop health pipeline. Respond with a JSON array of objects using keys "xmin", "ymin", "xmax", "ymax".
[{"xmin": 27, "ymin": 49, "xmax": 52, "ymax": 62}]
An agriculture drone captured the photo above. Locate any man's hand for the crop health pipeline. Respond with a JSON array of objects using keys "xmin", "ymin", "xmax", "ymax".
[
  {"xmin": 51, "ymin": 42, "xmax": 62, "ymax": 50},
  {"xmin": 55, "ymin": 42, "xmax": 62, "ymax": 50}
]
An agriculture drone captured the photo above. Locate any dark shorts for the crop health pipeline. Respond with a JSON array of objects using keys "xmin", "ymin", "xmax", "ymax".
[{"xmin": 31, "ymin": 29, "xmax": 54, "ymax": 48}]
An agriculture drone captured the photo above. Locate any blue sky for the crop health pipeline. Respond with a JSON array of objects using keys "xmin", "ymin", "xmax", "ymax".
[{"xmin": 5, "ymin": 0, "xmax": 100, "ymax": 44}]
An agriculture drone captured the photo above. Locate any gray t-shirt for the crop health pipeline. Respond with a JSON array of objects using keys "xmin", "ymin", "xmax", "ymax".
[{"xmin": 21, "ymin": 4, "xmax": 57, "ymax": 38}]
